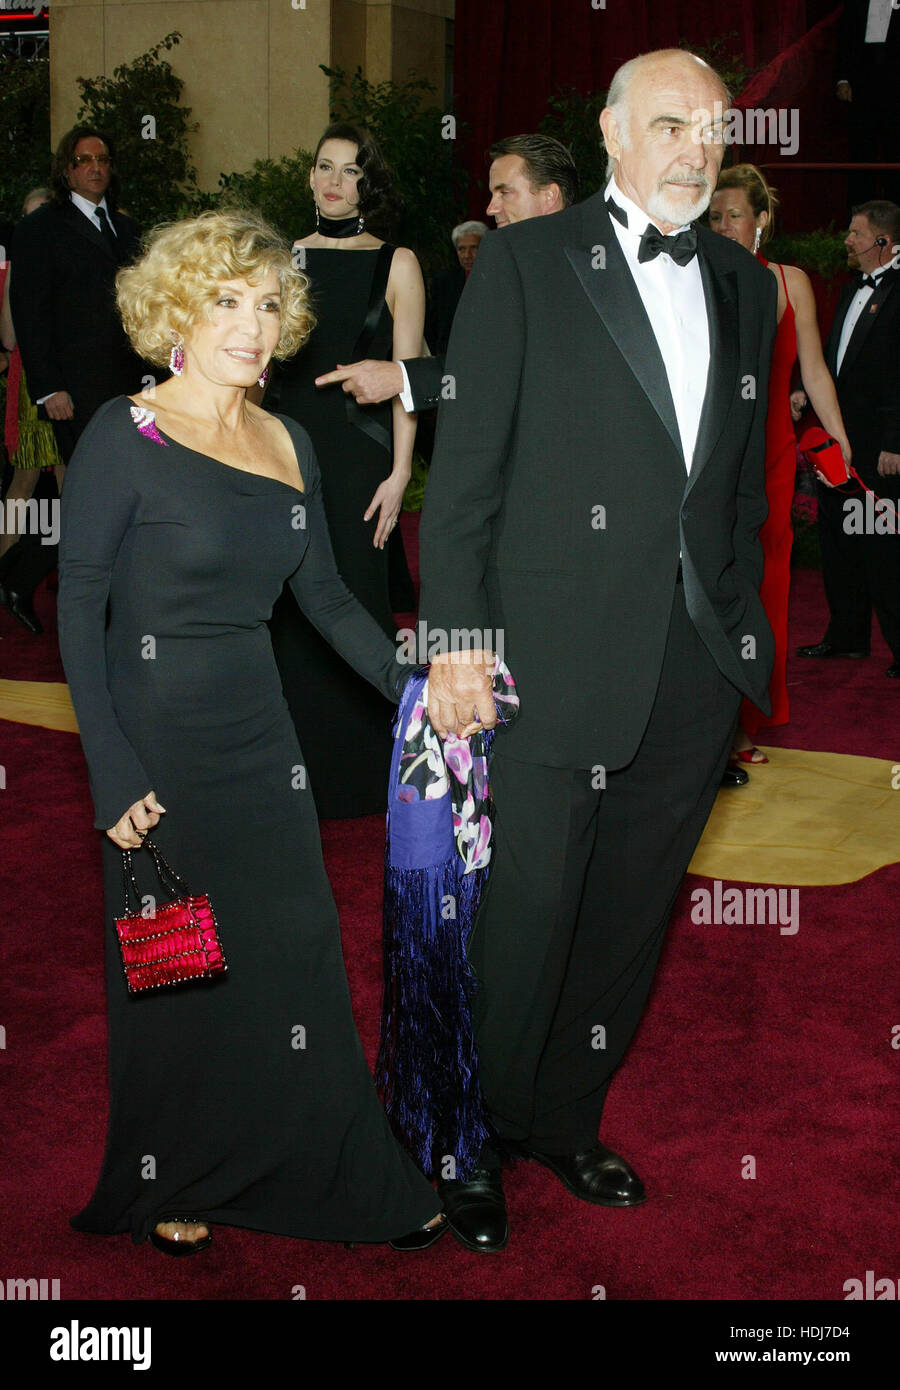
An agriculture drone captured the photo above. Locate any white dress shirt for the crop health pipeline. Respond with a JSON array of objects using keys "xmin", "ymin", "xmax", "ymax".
[
  {"xmin": 398, "ymin": 359, "xmax": 415, "ymax": 412},
  {"xmin": 605, "ymin": 178, "xmax": 710, "ymax": 472},
  {"xmin": 865, "ymin": 0, "xmax": 894, "ymax": 43},
  {"xmin": 69, "ymin": 190, "xmax": 117, "ymax": 238},
  {"xmin": 836, "ymin": 264, "xmax": 889, "ymax": 374}
]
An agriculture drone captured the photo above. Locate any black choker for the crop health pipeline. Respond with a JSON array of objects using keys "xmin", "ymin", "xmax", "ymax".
[{"xmin": 315, "ymin": 210, "xmax": 365, "ymax": 238}]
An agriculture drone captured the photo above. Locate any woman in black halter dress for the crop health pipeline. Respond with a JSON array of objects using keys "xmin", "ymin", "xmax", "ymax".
[{"xmin": 267, "ymin": 125, "xmax": 425, "ymax": 819}]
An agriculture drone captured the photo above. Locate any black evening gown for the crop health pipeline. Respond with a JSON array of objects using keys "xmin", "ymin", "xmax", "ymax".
[
  {"xmin": 57, "ymin": 395, "xmax": 439, "ymax": 1245},
  {"xmin": 268, "ymin": 246, "xmax": 412, "ymax": 819}
]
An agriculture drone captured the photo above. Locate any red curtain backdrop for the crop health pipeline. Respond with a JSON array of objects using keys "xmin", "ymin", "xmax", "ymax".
[{"xmin": 452, "ymin": 0, "xmax": 849, "ymax": 233}]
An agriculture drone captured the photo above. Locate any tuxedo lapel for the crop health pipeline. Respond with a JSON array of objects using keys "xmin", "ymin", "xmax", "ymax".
[
  {"xmin": 564, "ymin": 199, "xmax": 682, "ymax": 460},
  {"xmin": 839, "ymin": 267, "xmax": 899, "ymax": 377},
  {"xmin": 685, "ymin": 241, "xmax": 739, "ymax": 492},
  {"xmin": 60, "ymin": 198, "xmax": 116, "ymax": 261}
]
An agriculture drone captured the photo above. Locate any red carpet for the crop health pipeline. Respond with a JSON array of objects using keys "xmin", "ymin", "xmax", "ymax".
[{"xmin": 1, "ymin": 531, "xmax": 897, "ymax": 1300}]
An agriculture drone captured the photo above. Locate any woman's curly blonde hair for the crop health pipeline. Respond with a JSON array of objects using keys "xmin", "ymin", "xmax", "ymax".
[{"xmin": 116, "ymin": 208, "xmax": 314, "ymax": 365}]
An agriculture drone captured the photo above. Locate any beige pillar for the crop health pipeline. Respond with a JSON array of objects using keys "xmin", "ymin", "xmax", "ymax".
[{"xmin": 50, "ymin": 0, "xmax": 453, "ymax": 192}]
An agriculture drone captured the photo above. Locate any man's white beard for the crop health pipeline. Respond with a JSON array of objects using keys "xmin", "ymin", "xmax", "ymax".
[{"xmin": 647, "ymin": 179, "xmax": 711, "ymax": 228}]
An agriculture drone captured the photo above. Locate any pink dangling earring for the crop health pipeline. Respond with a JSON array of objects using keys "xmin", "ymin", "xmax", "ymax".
[
  {"xmin": 169, "ymin": 339, "xmax": 185, "ymax": 376},
  {"xmin": 258, "ymin": 365, "xmax": 269, "ymax": 387}
]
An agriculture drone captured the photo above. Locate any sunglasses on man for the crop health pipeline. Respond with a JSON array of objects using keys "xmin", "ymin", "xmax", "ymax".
[{"xmin": 70, "ymin": 154, "xmax": 111, "ymax": 167}]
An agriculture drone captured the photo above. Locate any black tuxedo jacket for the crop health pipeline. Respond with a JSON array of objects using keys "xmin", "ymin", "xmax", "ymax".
[
  {"xmin": 9, "ymin": 198, "xmax": 144, "ymax": 413},
  {"xmin": 824, "ymin": 265, "xmax": 900, "ymax": 483},
  {"xmin": 419, "ymin": 191, "xmax": 778, "ymax": 771},
  {"xmin": 835, "ymin": 0, "xmax": 900, "ymax": 87}
]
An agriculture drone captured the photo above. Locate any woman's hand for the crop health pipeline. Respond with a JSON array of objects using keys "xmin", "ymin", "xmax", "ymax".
[
  {"xmin": 365, "ymin": 473, "xmax": 409, "ymax": 549},
  {"xmin": 815, "ymin": 436, "xmax": 852, "ymax": 488},
  {"xmin": 107, "ymin": 791, "xmax": 166, "ymax": 849},
  {"xmin": 789, "ymin": 389, "xmax": 807, "ymax": 422}
]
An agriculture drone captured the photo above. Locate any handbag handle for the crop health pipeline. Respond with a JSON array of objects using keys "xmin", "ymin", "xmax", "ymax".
[{"xmin": 120, "ymin": 838, "xmax": 191, "ymax": 915}]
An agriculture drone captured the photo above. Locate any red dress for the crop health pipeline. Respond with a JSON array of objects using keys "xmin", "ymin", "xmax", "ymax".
[{"xmin": 741, "ymin": 260, "xmax": 796, "ymax": 738}]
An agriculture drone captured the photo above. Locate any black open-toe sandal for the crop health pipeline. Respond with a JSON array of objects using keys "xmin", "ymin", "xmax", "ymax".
[{"xmin": 149, "ymin": 1218, "xmax": 213, "ymax": 1257}]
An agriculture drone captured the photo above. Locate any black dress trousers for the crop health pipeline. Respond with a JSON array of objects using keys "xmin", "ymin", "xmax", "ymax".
[{"xmin": 469, "ymin": 581, "xmax": 742, "ymax": 1156}]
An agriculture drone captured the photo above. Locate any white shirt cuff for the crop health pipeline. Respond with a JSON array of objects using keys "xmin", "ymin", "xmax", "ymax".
[{"xmin": 398, "ymin": 360, "xmax": 415, "ymax": 413}]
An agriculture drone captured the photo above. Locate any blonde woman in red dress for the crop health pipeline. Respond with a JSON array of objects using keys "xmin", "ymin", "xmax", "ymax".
[{"xmin": 709, "ymin": 165, "xmax": 851, "ymax": 767}]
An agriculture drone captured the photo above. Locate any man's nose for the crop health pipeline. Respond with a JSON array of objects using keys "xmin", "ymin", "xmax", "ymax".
[{"xmin": 681, "ymin": 136, "xmax": 708, "ymax": 168}]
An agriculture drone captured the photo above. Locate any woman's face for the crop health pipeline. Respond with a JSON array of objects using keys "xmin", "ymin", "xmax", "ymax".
[
  {"xmin": 180, "ymin": 272, "xmax": 282, "ymax": 387},
  {"xmin": 708, "ymin": 186, "xmax": 766, "ymax": 251},
  {"xmin": 309, "ymin": 139, "xmax": 362, "ymax": 220}
]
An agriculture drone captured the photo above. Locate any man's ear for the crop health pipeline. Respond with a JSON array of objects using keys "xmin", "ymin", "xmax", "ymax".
[
  {"xmin": 544, "ymin": 183, "xmax": 562, "ymax": 212},
  {"xmin": 599, "ymin": 107, "xmax": 620, "ymax": 163}
]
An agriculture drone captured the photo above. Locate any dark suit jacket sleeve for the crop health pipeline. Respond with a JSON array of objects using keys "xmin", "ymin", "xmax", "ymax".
[
  {"xmin": 402, "ymin": 354, "xmax": 445, "ymax": 413},
  {"xmin": 732, "ymin": 271, "xmax": 778, "ymax": 593},
  {"xmin": 418, "ymin": 230, "xmax": 525, "ymax": 640},
  {"xmin": 9, "ymin": 215, "xmax": 64, "ymax": 401}
]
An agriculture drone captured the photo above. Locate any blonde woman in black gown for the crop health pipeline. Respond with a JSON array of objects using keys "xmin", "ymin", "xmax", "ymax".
[
  {"xmin": 267, "ymin": 124, "xmax": 425, "ymax": 818},
  {"xmin": 58, "ymin": 210, "xmax": 443, "ymax": 1255}
]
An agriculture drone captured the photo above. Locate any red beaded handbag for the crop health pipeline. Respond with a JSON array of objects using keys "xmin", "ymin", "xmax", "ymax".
[{"xmin": 115, "ymin": 839, "xmax": 227, "ymax": 994}]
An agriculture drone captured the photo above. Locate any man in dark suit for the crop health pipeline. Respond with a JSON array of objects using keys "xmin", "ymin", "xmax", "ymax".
[
  {"xmin": 424, "ymin": 221, "xmax": 488, "ymax": 358},
  {"xmin": 835, "ymin": 0, "xmax": 900, "ymax": 206},
  {"xmin": 0, "ymin": 126, "xmax": 144, "ymax": 633},
  {"xmin": 798, "ymin": 200, "xmax": 900, "ymax": 675},
  {"xmin": 417, "ymin": 48, "xmax": 777, "ymax": 1252}
]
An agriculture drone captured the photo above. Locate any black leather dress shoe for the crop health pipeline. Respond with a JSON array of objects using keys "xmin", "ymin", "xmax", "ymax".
[
  {"xmin": 721, "ymin": 765, "xmax": 749, "ymax": 788},
  {"xmin": 0, "ymin": 584, "xmax": 43, "ymax": 635},
  {"xmin": 517, "ymin": 1142, "xmax": 646, "ymax": 1207},
  {"xmin": 438, "ymin": 1166, "xmax": 508, "ymax": 1253},
  {"xmin": 796, "ymin": 640, "xmax": 868, "ymax": 658}
]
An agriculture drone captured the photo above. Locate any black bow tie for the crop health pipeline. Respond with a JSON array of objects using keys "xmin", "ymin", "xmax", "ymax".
[
  {"xmin": 637, "ymin": 224, "xmax": 698, "ymax": 267},
  {"xmin": 857, "ymin": 274, "xmax": 878, "ymax": 291}
]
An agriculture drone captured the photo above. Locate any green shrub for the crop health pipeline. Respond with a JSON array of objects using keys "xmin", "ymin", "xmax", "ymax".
[
  {"xmin": 212, "ymin": 151, "xmax": 315, "ymax": 242},
  {"xmin": 75, "ymin": 31, "xmax": 198, "ymax": 229},
  {"xmin": 0, "ymin": 57, "xmax": 51, "ymax": 225}
]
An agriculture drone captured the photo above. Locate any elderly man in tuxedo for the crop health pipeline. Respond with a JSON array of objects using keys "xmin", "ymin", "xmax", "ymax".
[
  {"xmin": 798, "ymin": 199, "xmax": 900, "ymax": 675},
  {"xmin": 417, "ymin": 48, "xmax": 778, "ymax": 1252},
  {"xmin": 0, "ymin": 127, "xmax": 144, "ymax": 633}
]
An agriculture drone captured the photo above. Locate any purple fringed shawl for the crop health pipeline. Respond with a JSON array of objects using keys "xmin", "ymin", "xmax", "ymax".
[{"xmin": 376, "ymin": 663, "xmax": 519, "ymax": 1182}]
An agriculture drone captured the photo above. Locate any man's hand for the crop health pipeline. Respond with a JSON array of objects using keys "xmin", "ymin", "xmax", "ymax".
[
  {"xmin": 427, "ymin": 650, "xmax": 497, "ymax": 740},
  {"xmin": 789, "ymin": 389, "xmax": 807, "ymax": 422},
  {"xmin": 877, "ymin": 450, "xmax": 900, "ymax": 477},
  {"xmin": 107, "ymin": 790, "xmax": 166, "ymax": 850},
  {"xmin": 836, "ymin": 80, "xmax": 852, "ymax": 103},
  {"xmin": 315, "ymin": 359, "xmax": 403, "ymax": 405},
  {"xmin": 44, "ymin": 390, "xmax": 74, "ymax": 421}
]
